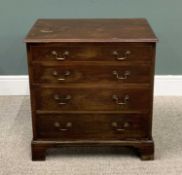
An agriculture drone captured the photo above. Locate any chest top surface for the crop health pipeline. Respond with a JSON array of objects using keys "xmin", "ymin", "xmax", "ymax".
[{"xmin": 25, "ymin": 19, "xmax": 158, "ymax": 43}]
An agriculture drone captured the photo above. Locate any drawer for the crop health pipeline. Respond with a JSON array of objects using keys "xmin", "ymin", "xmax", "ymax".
[
  {"xmin": 34, "ymin": 87, "xmax": 151, "ymax": 112},
  {"xmin": 32, "ymin": 63, "xmax": 151, "ymax": 84},
  {"xmin": 31, "ymin": 46, "xmax": 153, "ymax": 62},
  {"xmin": 36, "ymin": 113, "xmax": 149, "ymax": 140}
]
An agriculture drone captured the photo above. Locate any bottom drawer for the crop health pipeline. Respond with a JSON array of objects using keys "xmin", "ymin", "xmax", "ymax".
[{"xmin": 36, "ymin": 114, "xmax": 150, "ymax": 140}]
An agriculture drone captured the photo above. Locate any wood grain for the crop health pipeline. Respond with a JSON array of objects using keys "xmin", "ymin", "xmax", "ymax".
[
  {"xmin": 32, "ymin": 63, "xmax": 152, "ymax": 84},
  {"xmin": 25, "ymin": 19, "xmax": 158, "ymax": 43},
  {"xmin": 36, "ymin": 113, "xmax": 149, "ymax": 140},
  {"xmin": 34, "ymin": 87, "xmax": 151, "ymax": 112},
  {"xmin": 25, "ymin": 19, "xmax": 157, "ymax": 161},
  {"xmin": 30, "ymin": 44, "xmax": 153, "ymax": 61}
]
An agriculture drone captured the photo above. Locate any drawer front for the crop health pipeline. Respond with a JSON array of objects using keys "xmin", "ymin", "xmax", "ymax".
[
  {"xmin": 35, "ymin": 87, "xmax": 151, "ymax": 112},
  {"xmin": 32, "ymin": 63, "xmax": 151, "ymax": 84},
  {"xmin": 36, "ymin": 113, "xmax": 149, "ymax": 140},
  {"xmin": 31, "ymin": 46, "xmax": 153, "ymax": 62}
]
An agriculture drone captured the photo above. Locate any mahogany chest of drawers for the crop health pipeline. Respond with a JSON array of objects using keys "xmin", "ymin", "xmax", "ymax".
[{"xmin": 25, "ymin": 19, "xmax": 158, "ymax": 161}]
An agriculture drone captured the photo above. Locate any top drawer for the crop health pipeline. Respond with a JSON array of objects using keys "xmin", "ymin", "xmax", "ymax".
[{"xmin": 30, "ymin": 45, "xmax": 154, "ymax": 62}]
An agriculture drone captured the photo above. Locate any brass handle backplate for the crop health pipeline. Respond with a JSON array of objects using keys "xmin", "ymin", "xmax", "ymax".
[
  {"xmin": 52, "ymin": 70, "xmax": 71, "ymax": 81},
  {"xmin": 54, "ymin": 121, "xmax": 72, "ymax": 131},
  {"xmin": 112, "ymin": 50, "xmax": 131, "ymax": 61},
  {"xmin": 51, "ymin": 50, "xmax": 69, "ymax": 61},
  {"xmin": 112, "ymin": 70, "xmax": 130, "ymax": 80},
  {"xmin": 53, "ymin": 94, "xmax": 72, "ymax": 105},
  {"xmin": 111, "ymin": 121, "xmax": 130, "ymax": 131},
  {"xmin": 112, "ymin": 95, "xmax": 129, "ymax": 105}
]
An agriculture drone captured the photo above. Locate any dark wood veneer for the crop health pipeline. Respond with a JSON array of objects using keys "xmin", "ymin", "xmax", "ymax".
[
  {"xmin": 25, "ymin": 19, "xmax": 158, "ymax": 161},
  {"xmin": 36, "ymin": 113, "xmax": 149, "ymax": 140},
  {"xmin": 25, "ymin": 19, "xmax": 158, "ymax": 43},
  {"xmin": 32, "ymin": 63, "xmax": 152, "ymax": 84},
  {"xmin": 31, "ymin": 45, "xmax": 153, "ymax": 62},
  {"xmin": 34, "ymin": 87, "xmax": 151, "ymax": 112}
]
